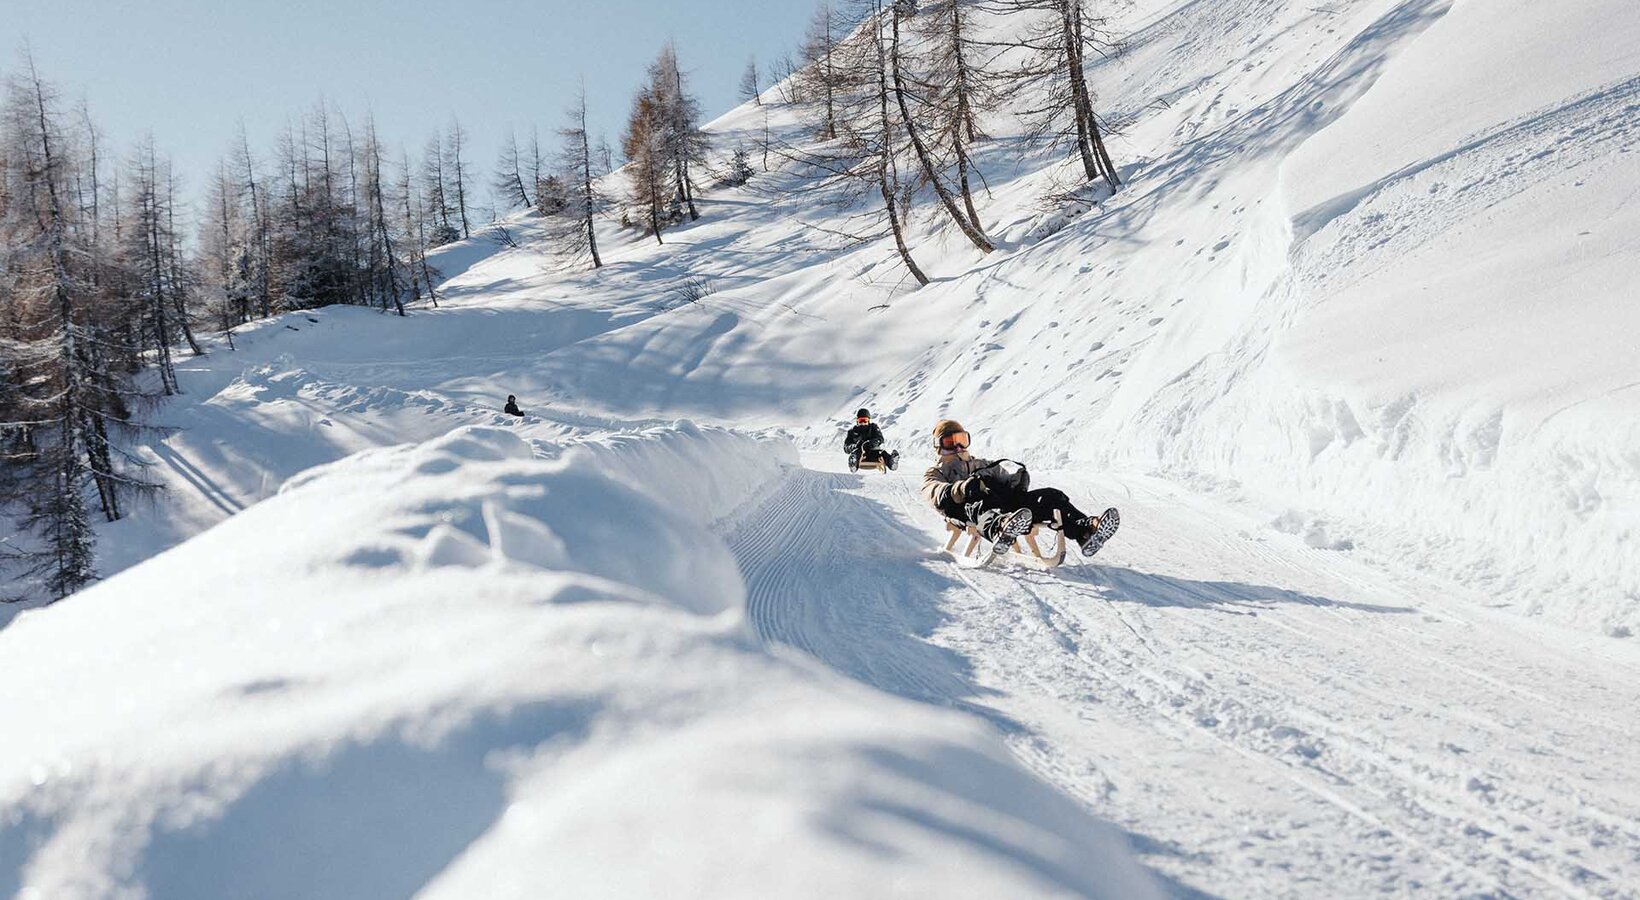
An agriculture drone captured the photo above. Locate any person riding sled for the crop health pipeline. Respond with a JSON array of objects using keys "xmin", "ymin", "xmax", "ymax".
[
  {"xmin": 921, "ymin": 418, "xmax": 1119, "ymax": 558},
  {"xmin": 844, "ymin": 408, "xmax": 899, "ymax": 471}
]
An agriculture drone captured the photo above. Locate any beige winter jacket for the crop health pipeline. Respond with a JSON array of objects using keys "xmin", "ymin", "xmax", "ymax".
[{"xmin": 922, "ymin": 452, "xmax": 995, "ymax": 515}]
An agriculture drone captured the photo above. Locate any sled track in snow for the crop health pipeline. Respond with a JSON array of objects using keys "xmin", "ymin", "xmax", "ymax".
[
  {"xmin": 971, "ymin": 568, "xmax": 1633, "ymax": 898},
  {"xmin": 729, "ymin": 470, "xmax": 832, "ymax": 658},
  {"xmin": 726, "ymin": 466, "xmax": 985, "ymax": 712},
  {"xmin": 727, "ymin": 457, "xmax": 1640, "ymax": 899}
]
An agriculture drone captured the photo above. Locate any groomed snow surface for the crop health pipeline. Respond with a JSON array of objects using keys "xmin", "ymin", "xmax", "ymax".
[{"xmin": 5, "ymin": 0, "xmax": 1640, "ymax": 896}]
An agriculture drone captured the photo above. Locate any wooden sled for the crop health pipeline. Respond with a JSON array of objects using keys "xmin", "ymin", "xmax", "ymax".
[
  {"xmin": 848, "ymin": 452, "xmax": 897, "ymax": 473},
  {"xmin": 943, "ymin": 509, "xmax": 1067, "ymax": 570}
]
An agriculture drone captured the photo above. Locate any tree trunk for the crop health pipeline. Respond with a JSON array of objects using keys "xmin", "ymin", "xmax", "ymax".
[
  {"xmin": 823, "ymin": 12, "xmax": 837, "ymax": 139},
  {"xmin": 1061, "ymin": 1, "xmax": 1100, "ymax": 183},
  {"xmin": 956, "ymin": 150, "xmax": 983, "ymax": 235},
  {"xmin": 453, "ymin": 130, "xmax": 471, "ymax": 238},
  {"xmin": 875, "ymin": 10, "xmax": 929, "ymax": 286},
  {"xmin": 581, "ymin": 126, "xmax": 603, "ymax": 268},
  {"xmin": 370, "ymin": 144, "xmax": 405, "ymax": 317},
  {"xmin": 1073, "ymin": 1, "xmax": 1121, "ymax": 188},
  {"xmin": 668, "ymin": 62, "xmax": 701, "ymax": 222},
  {"xmin": 880, "ymin": 166, "xmax": 928, "ymax": 286},
  {"xmin": 649, "ymin": 181, "xmax": 664, "ymax": 244},
  {"xmin": 145, "ymin": 183, "xmax": 178, "ymax": 396},
  {"xmin": 948, "ymin": 0, "xmax": 986, "ymax": 227},
  {"xmin": 165, "ymin": 166, "xmax": 203, "ymax": 355}
]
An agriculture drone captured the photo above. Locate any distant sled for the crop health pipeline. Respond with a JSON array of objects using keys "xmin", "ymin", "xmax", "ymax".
[{"xmin": 943, "ymin": 509, "xmax": 1067, "ymax": 570}]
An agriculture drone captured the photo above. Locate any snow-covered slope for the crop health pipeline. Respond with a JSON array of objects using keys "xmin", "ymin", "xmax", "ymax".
[
  {"xmin": 0, "ymin": 424, "xmax": 1159, "ymax": 899},
  {"xmin": 5, "ymin": 0, "xmax": 1639, "ymax": 895},
  {"xmin": 1092, "ymin": 0, "xmax": 1640, "ymax": 634}
]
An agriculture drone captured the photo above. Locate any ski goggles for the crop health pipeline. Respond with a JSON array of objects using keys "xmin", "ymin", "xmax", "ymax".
[
  {"xmin": 936, "ymin": 431, "xmax": 970, "ymax": 454},
  {"xmin": 856, "ymin": 416, "xmax": 871, "ymax": 424}
]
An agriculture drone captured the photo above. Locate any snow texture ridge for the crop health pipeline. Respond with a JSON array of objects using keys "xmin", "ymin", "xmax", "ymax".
[{"xmin": 0, "ymin": 424, "xmax": 1159, "ymax": 899}]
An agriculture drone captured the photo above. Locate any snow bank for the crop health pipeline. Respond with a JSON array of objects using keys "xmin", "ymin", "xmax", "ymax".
[
  {"xmin": 0, "ymin": 424, "xmax": 1157, "ymax": 899},
  {"xmin": 1098, "ymin": 0, "xmax": 1640, "ymax": 634},
  {"xmin": 545, "ymin": 419, "xmax": 800, "ymax": 528}
]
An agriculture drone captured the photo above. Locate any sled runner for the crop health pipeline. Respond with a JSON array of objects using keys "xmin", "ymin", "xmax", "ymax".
[{"xmin": 943, "ymin": 509, "xmax": 1066, "ymax": 570}]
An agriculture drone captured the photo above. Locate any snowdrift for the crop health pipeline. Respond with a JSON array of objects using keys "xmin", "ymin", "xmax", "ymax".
[{"xmin": 0, "ymin": 424, "xmax": 1158, "ymax": 899}]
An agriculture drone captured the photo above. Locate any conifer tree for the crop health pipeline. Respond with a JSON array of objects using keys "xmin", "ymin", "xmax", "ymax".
[
  {"xmin": 739, "ymin": 56, "xmax": 762, "ymax": 106},
  {"xmin": 234, "ymin": 127, "xmax": 273, "ymax": 318},
  {"xmin": 399, "ymin": 149, "xmax": 440, "ymax": 307},
  {"xmin": 493, "ymin": 126, "xmax": 533, "ymax": 211},
  {"xmin": 557, "ymin": 85, "xmax": 606, "ymax": 267},
  {"xmin": 798, "ymin": 2, "xmax": 846, "ymax": 139},
  {"xmin": 122, "ymin": 138, "xmax": 182, "ymax": 393},
  {"xmin": 422, "ymin": 133, "xmax": 458, "ymax": 245},
  {"xmin": 358, "ymin": 117, "xmax": 405, "ymax": 316},
  {"xmin": 650, "ymin": 44, "xmax": 707, "ymax": 222},
  {"xmin": 0, "ymin": 56, "xmax": 157, "ymax": 601},
  {"xmin": 621, "ymin": 86, "xmax": 668, "ymax": 243},
  {"xmin": 444, "ymin": 118, "xmax": 473, "ymax": 237}
]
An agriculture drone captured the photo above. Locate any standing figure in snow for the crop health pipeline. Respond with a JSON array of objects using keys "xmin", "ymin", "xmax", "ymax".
[
  {"xmin": 922, "ymin": 419, "xmax": 1119, "ymax": 558},
  {"xmin": 844, "ymin": 408, "xmax": 899, "ymax": 471},
  {"xmin": 504, "ymin": 395, "xmax": 524, "ymax": 417}
]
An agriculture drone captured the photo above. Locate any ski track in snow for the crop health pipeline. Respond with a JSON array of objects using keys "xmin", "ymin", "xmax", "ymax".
[{"xmin": 729, "ymin": 454, "xmax": 1640, "ymax": 899}]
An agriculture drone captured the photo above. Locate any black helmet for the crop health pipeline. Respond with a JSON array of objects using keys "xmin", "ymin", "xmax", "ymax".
[{"xmin": 856, "ymin": 408, "xmax": 871, "ymax": 419}]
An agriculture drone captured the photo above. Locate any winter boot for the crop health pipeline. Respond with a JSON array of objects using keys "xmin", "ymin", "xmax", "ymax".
[
  {"xmin": 979, "ymin": 507, "xmax": 1035, "ymax": 556},
  {"xmin": 887, "ymin": 450, "xmax": 899, "ymax": 471},
  {"xmin": 1076, "ymin": 507, "xmax": 1120, "ymax": 558}
]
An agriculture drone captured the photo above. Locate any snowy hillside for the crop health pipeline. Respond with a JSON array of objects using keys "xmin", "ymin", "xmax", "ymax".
[
  {"xmin": 1, "ymin": 425, "xmax": 1158, "ymax": 899},
  {"xmin": 4, "ymin": 0, "xmax": 1640, "ymax": 896}
]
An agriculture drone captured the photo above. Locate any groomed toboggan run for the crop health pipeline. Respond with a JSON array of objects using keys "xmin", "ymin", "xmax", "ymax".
[{"xmin": 4, "ymin": 0, "xmax": 1639, "ymax": 897}]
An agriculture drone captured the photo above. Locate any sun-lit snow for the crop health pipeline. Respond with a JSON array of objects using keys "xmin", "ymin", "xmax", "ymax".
[{"xmin": 4, "ymin": 0, "xmax": 1638, "ymax": 896}]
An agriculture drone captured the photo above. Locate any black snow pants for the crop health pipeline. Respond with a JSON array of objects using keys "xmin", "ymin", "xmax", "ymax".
[
  {"xmin": 849, "ymin": 440, "xmax": 893, "ymax": 465},
  {"xmin": 974, "ymin": 487, "xmax": 1093, "ymax": 541}
]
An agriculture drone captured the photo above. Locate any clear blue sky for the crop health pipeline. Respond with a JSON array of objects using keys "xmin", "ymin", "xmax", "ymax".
[{"xmin": 6, "ymin": 0, "xmax": 812, "ymax": 212}]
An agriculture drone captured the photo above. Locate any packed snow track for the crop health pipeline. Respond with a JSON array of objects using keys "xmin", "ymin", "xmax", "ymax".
[{"xmin": 727, "ymin": 453, "xmax": 1640, "ymax": 899}]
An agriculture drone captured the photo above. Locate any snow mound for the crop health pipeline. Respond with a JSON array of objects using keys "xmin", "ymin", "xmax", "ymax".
[{"xmin": 0, "ymin": 424, "xmax": 1157, "ymax": 899}]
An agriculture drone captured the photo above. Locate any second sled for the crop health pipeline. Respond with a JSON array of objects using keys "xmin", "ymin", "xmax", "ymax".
[{"xmin": 848, "ymin": 451, "xmax": 898, "ymax": 473}]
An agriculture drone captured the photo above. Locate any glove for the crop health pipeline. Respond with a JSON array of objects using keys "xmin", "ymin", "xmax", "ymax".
[{"xmin": 951, "ymin": 475, "xmax": 989, "ymax": 505}]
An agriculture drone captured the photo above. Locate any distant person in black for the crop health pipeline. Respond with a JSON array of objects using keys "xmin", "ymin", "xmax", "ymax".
[
  {"xmin": 843, "ymin": 408, "xmax": 898, "ymax": 471},
  {"xmin": 504, "ymin": 395, "xmax": 524, "ymax": 417}
]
